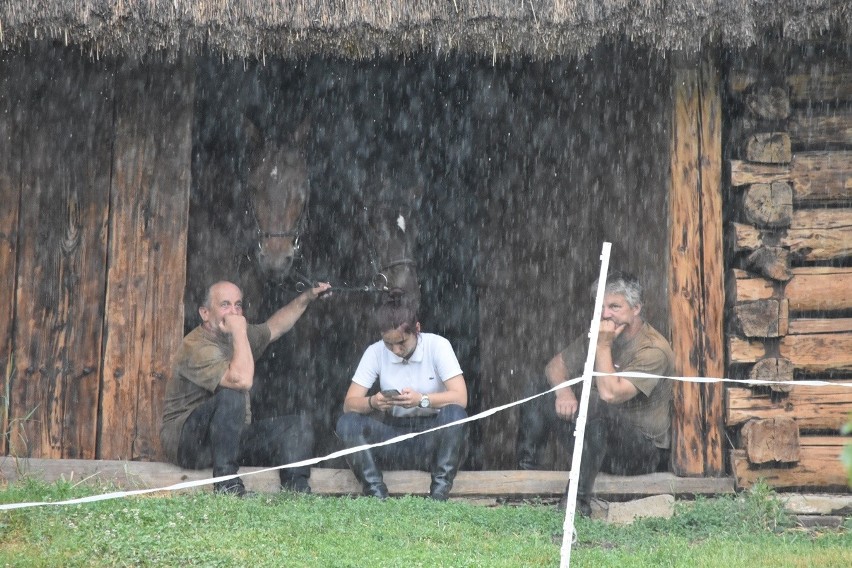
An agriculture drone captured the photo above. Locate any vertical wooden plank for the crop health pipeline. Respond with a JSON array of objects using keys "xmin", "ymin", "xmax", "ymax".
[
  {"xmin": 669, "ymin": 54, "xmax": 727, "ymax": 477},
  {"xmin": 9, "ymin": 47, "xmax": 112, "ymax": 459},
  {"xmin": 698, "ymin": 59, "xmax": 726, "ymax": 476},
  {"xmin": 100, "ymin": 59, "xmax": 193, "ymax": 461},
  {"xmin": 669, "ymin": 63, "xmax": 708, "ymax": 477},
  {"xmin": 0, "ymin": 53, "xmax": 24, "ymax": 455}
]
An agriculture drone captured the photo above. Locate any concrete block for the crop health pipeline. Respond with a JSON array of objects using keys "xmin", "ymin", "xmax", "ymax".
[{"xmin": 605, "ymin": 494, "xmax": 675, "ymax": 525}]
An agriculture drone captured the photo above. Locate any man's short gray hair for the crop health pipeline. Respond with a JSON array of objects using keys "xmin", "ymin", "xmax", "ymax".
[{"xmin": 592, "ymin": 270, "xmax": 643, "ymax": 308}]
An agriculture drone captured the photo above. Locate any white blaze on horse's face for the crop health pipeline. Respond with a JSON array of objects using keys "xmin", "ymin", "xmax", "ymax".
[{"xmin": 397, "ymin": 214, "xmax": 406, "ymax": 232}]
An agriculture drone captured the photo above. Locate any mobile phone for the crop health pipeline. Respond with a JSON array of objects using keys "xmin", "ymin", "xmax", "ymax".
[{"xmin": 381, "ymin": 389, "xmax": 401, "ymax": 398}]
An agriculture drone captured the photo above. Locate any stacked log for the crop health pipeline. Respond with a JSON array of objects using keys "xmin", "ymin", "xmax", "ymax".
[{"xmin": 726, "ymin": 58, "xmax": 852, "ymax": 491}]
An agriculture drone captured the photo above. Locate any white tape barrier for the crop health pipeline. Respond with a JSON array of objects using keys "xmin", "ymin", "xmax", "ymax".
[
  {"xmin": 560, "ymin": 240, "xmax": 612, "ymax": 568},
  {"xmin": 1, "ymin": 372, "xmax": 849, "ymax": 512},
  {"xmin": 0, "ymin": 378, "xmax": 582, "ymax": 511}
]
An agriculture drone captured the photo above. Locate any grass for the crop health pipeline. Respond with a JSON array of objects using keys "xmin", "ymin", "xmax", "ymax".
[{"xmin": 0, "ymin": 480, "xmax": 850, "ymax": 567}]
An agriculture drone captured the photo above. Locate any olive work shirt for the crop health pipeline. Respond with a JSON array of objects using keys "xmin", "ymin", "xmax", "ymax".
[
  {"xmin": 159, "ymin": 323, "xmax": 271, "ymax": 463},
  {"xmin": 559, "ymin": 321, "xmax": 675, "ymax": 449}
]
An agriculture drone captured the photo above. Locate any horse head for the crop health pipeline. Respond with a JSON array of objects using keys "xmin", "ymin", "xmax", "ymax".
[
  {"xmin": 242, "ymin": 117, "xmax": 310, "ymax": 280},
  {"xmin": 364, "ymin": 190, "xmax": 421, "ymax": 312}
]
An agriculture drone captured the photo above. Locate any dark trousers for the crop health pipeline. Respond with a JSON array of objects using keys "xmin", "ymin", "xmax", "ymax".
[
  {"xmin": 335, "ymin": 405, "xmax": 468, "ymax": 474},
  {"xmin": 517, "ymin": 376, "xmax": 668, "ymax": 498},
  {"xmin": 176, "ymin": 388, "xmax": 314, "ymax": 487}
]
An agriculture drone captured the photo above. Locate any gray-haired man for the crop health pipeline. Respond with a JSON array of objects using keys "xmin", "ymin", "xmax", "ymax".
[{"xmin": 516, "ymin": 271, "xmax": 675, "ymax": 515}]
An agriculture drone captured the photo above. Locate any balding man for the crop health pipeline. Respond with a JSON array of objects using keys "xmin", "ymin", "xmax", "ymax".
[{"xmin": 160, "ymin": 280, "xmax": 330, "ymax": 496}]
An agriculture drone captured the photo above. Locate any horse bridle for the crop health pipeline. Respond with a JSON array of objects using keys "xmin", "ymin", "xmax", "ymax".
[
  {"xmin": 244, "ymin": 190, "xmax": 309, "ymax": 259},
  {"xmin": 292, "ymin": 204, "xmax": 417, "ymax": 294}
]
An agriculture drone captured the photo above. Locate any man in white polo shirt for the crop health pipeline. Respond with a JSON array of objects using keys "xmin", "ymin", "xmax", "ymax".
[{"xmin": 335, "ymin": 300, "xmax": 468, "ymax": 500}]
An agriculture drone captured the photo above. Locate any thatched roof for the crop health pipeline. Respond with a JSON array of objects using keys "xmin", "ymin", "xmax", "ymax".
[{"xmin": 1, "ymin": 1, "xmax": 850, "ymax": 60}]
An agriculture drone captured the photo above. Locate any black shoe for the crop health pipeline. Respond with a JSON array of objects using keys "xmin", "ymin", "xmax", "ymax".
[
  {"xmin": 214, "ymin": 478, "xmax": 249, "ymax": 497},
  {"xmin": 363, "ymin": 482, "xmax": 389, "ymax": 499},
  {"xmin": 429, "ymin": 486, "xmax": 451, "ymax": 501},
  {"xmin": 557, "ymin": 495, "xmax": 591, "ymax": 517},
  {"xmin": 282, "ymin": 477, "xmax": 312, "ymax": 494}
]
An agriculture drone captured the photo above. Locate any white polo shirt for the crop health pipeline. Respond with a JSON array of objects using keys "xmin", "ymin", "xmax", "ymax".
[{"xmin": 351, "ymin": 332, "xmax": 463, "ymax": 417}]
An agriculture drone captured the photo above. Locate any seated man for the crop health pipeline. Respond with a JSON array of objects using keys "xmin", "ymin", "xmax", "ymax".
[
  {"xmin": 335, "ymin": 301, "xmax": 468, "ymax": 501},
  {"xmin": 516, "ymin": 271, "xmax": 674, "ymax": 515},
  {"xmin": 160, "ymin": 279, "xmax": 330, "ymax": 496}
]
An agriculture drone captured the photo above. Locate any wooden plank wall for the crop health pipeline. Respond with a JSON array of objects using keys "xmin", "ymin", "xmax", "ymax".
[
  {"xmin": 0, "ymin": 54, "xmax": 24, "ymax": 456},
  {"xmin": 99, "ymin": 60, "xmax": 194, "ymax": 461},
  {"xmin": 8, "ymin": 49, "xmax": 113, "ymax": 459},
  {"xmin": 0, "ymin": 46, "xmax": 192, "ymax": 461},
  {"xmin": 726, "ymin": 52, "xmax": 852, "ymax": 490},
  {"xmin": 668, "ymin": 56, "xmax": 726, "ymax": 477}
]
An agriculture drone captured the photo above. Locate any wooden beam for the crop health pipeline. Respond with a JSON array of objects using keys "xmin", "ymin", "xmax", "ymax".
[
  {"xmin": 789, "ymin": 107, "xmax": 852, "ymax": 147},
  {"xmin": 741, "ymin": 182, "xmax": 793, "ymax": 228},
  {"xmin": 748, "ymin": 358, "xmax": 793, "ymax": 394},
  {"xmin": 732, "ymin": 436, "xmax": 852, "ymax": 490},
  {"xmin": 727, "ymin": 382, "xmax": 852, "ymax": 430},
  {"xmin": 741, "ymin": 418, "xmax": 800, "ymax": 464},
  {"xmin": 744, "ymin": 132, "xmax": 791, "ymax": 164},
  {"xmin": 100, "ymin": 59, "xmax": 194, "ymax": 461},
  {"xmin": 730, "ymin": 152, "xmax": 852, "ymax": 204},
  {"xmin": 788, "ymin": 318, "xmax": 852, "ymax": 334},
  {"xmin": 787, "ymin": 66, "xmax": 852, "ymax": 102},
  {"xmin": 729, "ymin": 63, "xmax": 852, "ymax": 103},
  {"xmin": 731, "ymin": 212, "xmax": 852, "ymax": 262},
  {"xmin": 669, "ymin": 57, "xmax": 725, "ymax": 476},
  {"xmin": 729, "ymin": 333, "xmax": 852, "ymax": 371},
  {"xmin": 729, "ymin": 267, "xmax": 852, "ymax": 312},
  {"xmin": 733, "ymin": 299, "xmax": 788, "ymax": 338},
  {"xmin": 744, "ymin": 86, "xmax": 790, "ymax": 120},
  {"xmin": 0, "ymin": 459, "xmax": 737, "ymax": 498}
]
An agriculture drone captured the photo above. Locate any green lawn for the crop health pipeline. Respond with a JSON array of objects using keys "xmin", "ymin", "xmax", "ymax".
[{"xmin": 1, "ymin": 480, "xmax": 850, "ymax": 567}]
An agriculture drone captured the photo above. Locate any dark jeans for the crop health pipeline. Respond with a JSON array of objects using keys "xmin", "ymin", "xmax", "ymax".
[
  {"xmin": 516, "ymin": 378, "xmax": 575, "ymax": 469},
  {"xmin": 517, "ymin": 376, "xmax": 668, "ymax": 480},
  {"xmin": 176, "ymin": 388, "xmax": 314, "ymax": 487},
  {"xmin": 335, "ymin": 405, "xmax": 468, "ymax": 473}
]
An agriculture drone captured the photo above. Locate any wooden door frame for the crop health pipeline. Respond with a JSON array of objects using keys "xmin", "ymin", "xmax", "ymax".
[{"xmin": 669, "ymin": 53, "xmax": 727, "ymax": 477}]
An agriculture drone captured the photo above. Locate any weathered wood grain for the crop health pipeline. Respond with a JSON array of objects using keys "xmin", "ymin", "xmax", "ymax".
[
  {"xmin": 732, "ymin": 437, "xmax": 851, "ymax": 490},
  {"xmin": 733, "ymin": 299, "xmax": 788, "ymax": 338},
  {"xmin": 741, "ymin": 418, "xmax": 800, "ymax": 464},
  {"xmin": 784, "ymin": 267, "xmax": 852, "ymax": 312},
  {"xmin": 731, "ymin": 209, "xmax": 852, "ymax": 262},
  {"xmin": 742, "ymin": 182, "xmax": 793, "ymax": 228},
  {"xmin": 789, "ymin": 108, "xmax": 852, "ymax": 148},
  {"xmin": 0, "ymin": 53, "xmax": 24, "ymax": 456},
  {"xmin": 731, "ymin": 152, "xmax": 852, "ymax": 203},
  {"xmin": 748, "ymin": 358, "xmax": 793, "ymax": 393},
  {"xmin": 727, "ymin": 383, "xmax": 852, "ymax": 430},
  {"xmin": 729, "ymin": 64, "xmax": 852, "ymax": 103},
  {"xmin": 729, "ymin": 267, "xmax": 852, "ymax": 312},
  {"xmin": 698, "ymin": 59, "xmax": 727, "ymax": 478},
  {"xmin": 787, "ymin": 68, "xmax": 852, "ymax": 103},
  {"xmin": 788, "ymin": 318, "xmax": 852, "ymax": 334},
  {"xmin": 100, "ymin": 59, "xmax": 194, "ymax": 461},
  {"xmin": 9, "ymin": 48, "xmax": 113, "ymax": 459},
  {"xmin": 729, "ymin": 333, "xmax": 852, "ymax": 371},
  {"xmin": 0, "ymin": 459, "xmax": 737, "ymax": 498},
  {"xmin": 744, "ymin": 86, "xmax": 790, "ymax": 120},
  {"xmin": 669, "ymin": 60, "xmax": 725, "ymax": 476},
  {"xmin": 744, "ymin": 132, "xmax": 792, "ymax": 164},
  {"xmin": 744, "ymin": 246, "xmax": 792, "ymax": 282}
]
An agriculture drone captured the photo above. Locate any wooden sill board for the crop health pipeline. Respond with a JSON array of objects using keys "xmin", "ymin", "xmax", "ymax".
[{"xmin": 1, "ymin": 458, "xmax": 734, "ymax": 498}]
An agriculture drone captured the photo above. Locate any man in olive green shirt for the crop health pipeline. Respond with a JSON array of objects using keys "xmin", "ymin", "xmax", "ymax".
[
  {"xmin": 516, "ymin": 271, "xmax": 674, "ymax": 515},
  {"xmin": 160, "ymin": 280, "xmax": 330, "ymax": 496}
]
